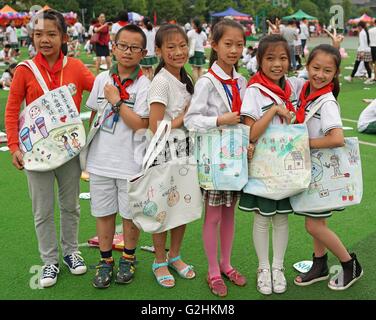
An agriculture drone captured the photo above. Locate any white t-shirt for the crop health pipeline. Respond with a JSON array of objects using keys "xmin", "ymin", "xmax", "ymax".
[
  {"xmin": 74, "ymin": 22, "xmax": 83, "ymax": 34},
  {"xmin": 358, "ymin": 99, "xmax": 376, "ymax": 132},
  {"xmin": 86, "ymin": 70, "xmax": 150, "ymax": 179},
  {"xmin": 304, "ymin": 93, "xmax": 342, "ymax": 138},
  {"xmin": 148, "ymin": 67, "xmax": 192, "ymax": 121},
  {"xmin": 358, "ymin": 29, "xmax": 371, "ymax": 52},
  {"xmin": 369, "ymin": 27, "xmax": 376, "ymax": 47},
  {"xmin": 300, "ymin": 23, "xmax": 309, "ymax": 40},
  {"xmin": 143, "ymin": 28, "xmax": 156, "ymax": 56},
  {"xmin": 1, "ymin": 71, "xmax": 12, "ymax": 86},
  {"xmin": 184, "ymin": 61, "xmax": 247, "ymax": 131},
  {"xmin": 111, "ymin": 22, "xmax": 127, "ymax": 36},
  {"xmin": 187, "ymin": 29, "xmax": 207, "ymax": 53},
  {"xmin": 6, "ymin": 26, "xmax": 17, "ymax": 43},
  {"xmin": 21, "ymin": 26, "xmax": 28, "ymax": 37},
  {"xmin": 241, "ymin": 77, "xmax": 305, "ymax": 125}
]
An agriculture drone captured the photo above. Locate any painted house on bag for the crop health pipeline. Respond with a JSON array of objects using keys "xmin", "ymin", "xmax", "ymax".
[{"xmin": 284, "ymin": 151, "xmax": 304, "ymax": 170}]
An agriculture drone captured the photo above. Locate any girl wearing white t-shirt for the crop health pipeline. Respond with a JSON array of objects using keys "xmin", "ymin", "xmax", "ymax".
[
  {"xmin": 187, "ymin": 18, "xmax": 207, "ymax": 82},
  {"xmin": 239, "ymin": 34, "xmax": 305, "ymax": 295},
  {"xmin": 148, "ymin": 24, "xmax": 195, "ymax": 289},
  {"xmin": 140, "ymin": 18, "xmax": 157, "ymax": 80},
  {"xmin": 184, "ymin": 19, "xmax": 248, "ymax": 298},
  {"xmin": 358, "ymin": 99, "xmax": 376, "ymax": 133},
  {"xmin": 294, "ymin": 45, "xmax": 363, "ymax": 290}
]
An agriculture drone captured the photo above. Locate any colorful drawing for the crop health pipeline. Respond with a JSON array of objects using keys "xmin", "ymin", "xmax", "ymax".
[
  {"xmin": 35, "ymin": 117, "xmax": 49, "ymax": 138},
  {"xmin": 20, "ymin": 127, "xmax": 32, "ymax": 151},
  {"xmin": 143, "ymin": 201, "xmax": 158, "ymax": 217},
  {"xmin": 61, "ymin": 135, "xmax": 75, "ymax": 157},
  {"xmin": 29, "ymin": 106, "xmax": 41, "ymax": 119},
  {"xmin": 167, "ymin": 189, "xmax": 180, "ymax": 207},
  {"xmin": 156, "ymin": 211, "xmax": 166, "ymax": 224},
  {"xmin": 70, "ymin": 132, "xmax": 81, "ymax": 150}
]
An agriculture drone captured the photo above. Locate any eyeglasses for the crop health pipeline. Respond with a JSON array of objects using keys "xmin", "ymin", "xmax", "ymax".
[{"xmin": 115, "ymin": 43, "xmax": 143, "ymax": 53}]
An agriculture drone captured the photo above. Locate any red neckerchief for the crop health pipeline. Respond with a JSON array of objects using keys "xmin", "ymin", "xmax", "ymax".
[
  {"xmin": 208, "ymin": 68, "xmax": 242, "ymax": 114},
  {"xmin": 298, "ymin": 81, "xmax": 334, "ymax": 123},
  {"xmin": 111, "ymin": 69, "xmax": 143, "ymax": 100},
  {"xmin": 248, "ymin": 71, "xmax": 295, "ymax": 117},
  {"xmin": 34, "ymin": 51, "xmax": 64, "ymax": 90}
]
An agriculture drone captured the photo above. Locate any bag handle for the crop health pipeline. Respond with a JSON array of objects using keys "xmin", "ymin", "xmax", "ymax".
[
  {"xmin": 142, "ymin": 120, "xmax": 172, "ymax": 171},
  {"xmin": 303, "ymin": 94, "xmax": 335, "ymax": 124},
  {"xmin": 18, "ymin": 60, "xmax": 49, "ymax": 93},
  {"xmin": 202, "ymin": 74, "xmax": 232, "ymax": 112},
  {"xmin": 249, "ymin": 83, "xmax": 285, "ymax": 106}
]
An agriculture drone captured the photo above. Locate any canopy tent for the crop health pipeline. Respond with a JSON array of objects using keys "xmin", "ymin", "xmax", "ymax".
[
  {"xmin": 211, "ymin": 7, "xmax": 251, "ymax": 21},
  {"xmin": 0, "ymin": 5, "xmax": 28, "ymax": 27},
  {"xmin": 128, "ymin": 12, "xmax": 143, "ymax": 22},
  {"xmin": 282, "ymin": 9, "xmax": 317, "ymax": 21},
  {"xmin": 348, "ymin": 14, "xmax": 375, "ymax": 24},
  {"xmin": 0, "ymin": 5, "xmax": 17, "ymax": 14}
]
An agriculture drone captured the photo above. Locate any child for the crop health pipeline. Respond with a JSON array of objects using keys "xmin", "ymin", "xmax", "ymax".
[
  {"xmin": 184, "ymin": 19, "xmax": 248, "ymax": 297},
  {"xmin": 5, "ymin": 9, "xmax": 95, "ymax": 288},
  {"xmin": 0, "ymin": 44, "xmax": 16, "ymax": 64},
  {"xmin": 239, "ymin": 34, "xmax": 305, "ymax": 295},
  {"xmin": 140, "ymin": 17, "xmax": 157, "ymax": 80},
  {"xmin": 187, "ymin": 18, "xmax": 207, "ymax": 82},
  {"xmin": 85, "ymin": 24, "xmax": 150, "ymax": 289},
  {"xmin": 358, "ymin": 99, "xmax": 376, "ymax": 134},
  {"xmin": 148, "ymin": 24, "xmax": 195, "ymax": 288},
  {"xmin": 294, "ymin": 44, "xmax": 363, "ymax": 290},
  {"xmin": 0, "ymin": 63, "xmax": 17, "ymax": 90}
]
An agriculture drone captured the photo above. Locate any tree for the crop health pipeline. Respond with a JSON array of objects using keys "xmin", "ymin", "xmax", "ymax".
[
  {"xmin": 296, "ymin": 0, "xmax": 319, "ymax": 20},
  {"xmin": 123, "ymin": 0, "xmax": 147, "ymax": 15},
  {"xmin": 207, "ymin": 0, "xmax": 237, "ymax": 14},
  {"xmin": 92, "ymin": 0, "xmax": 125, "ymax": 20},
  {"xmin": 154, "ymin": 0, "xmax": 183, "ymax": 23}
]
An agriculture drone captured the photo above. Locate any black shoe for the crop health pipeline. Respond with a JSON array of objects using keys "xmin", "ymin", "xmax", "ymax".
[
  {"xmin": 294, "ymin": 253, "xmax": 329, "ymax": 286},
  {"xmin": 328, "ymin": 252, "xmax": 363, "ymax": 290},
  {"xmin": 115, "ymin": 255, "xmax": 136, "ymax": 284},
  {"xmin": 92, "ymin": 259, "xmax": 114, "ymax": 289}
]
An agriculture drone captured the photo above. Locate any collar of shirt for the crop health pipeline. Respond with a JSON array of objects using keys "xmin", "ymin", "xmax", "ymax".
[
  {"xmin": 109, "ymin": 63, "xmax": 141, "ymax": 83},
  {"xmin": 211, "ymin": 61, "xmax": 241, "ymax": 81}
]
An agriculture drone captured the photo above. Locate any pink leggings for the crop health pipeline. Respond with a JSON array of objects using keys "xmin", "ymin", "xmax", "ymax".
[{"xmin": 203, "ymin": 201, "xmax": 235, "ymax": 277}]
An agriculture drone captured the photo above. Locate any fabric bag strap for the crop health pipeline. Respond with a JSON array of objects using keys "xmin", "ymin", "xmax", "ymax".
[
  {"xmin": 249, "ymin": 83, "xmax": 285, "ymax": 106},
  {"xmin": 202, "ymin": 73, "xmax": 232, "ymax": 112},
  {"xmin": 303, "ymin": 93, "xmax": 336, "ymax": 124},
  {"xmin": 142, "ymin": 120, "xmax": 172, "ymax": 171}
]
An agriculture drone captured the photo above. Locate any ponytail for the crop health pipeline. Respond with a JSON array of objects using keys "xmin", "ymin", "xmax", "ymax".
[{"xmin": 332, "ymin": 76, "xmax": 340, "ymax": 98}]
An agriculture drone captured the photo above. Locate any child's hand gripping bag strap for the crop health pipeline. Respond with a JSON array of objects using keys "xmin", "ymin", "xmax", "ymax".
[{"xmin": 18, "ymin": 58, "xmax": 86, "ymax": 171}]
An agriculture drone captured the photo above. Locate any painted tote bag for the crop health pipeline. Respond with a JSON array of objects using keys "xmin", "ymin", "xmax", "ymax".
[
  {"xmin": 194, "ymin": 124, "xmax": 250, "ymax": 190},
  {"xmin": 243, "ymin": 83, "xmax": 311, "ymax": 200},
  {"xmin": 290, "ymin": 104, "xmax": 363, "ymax": 213},
  {"xmin": 128, "ymin": 120, "xmax": 202, "ymax": 233},
  {"xmin": 18, "ymin": 59, "xmax": 85, "ymax": 171}
]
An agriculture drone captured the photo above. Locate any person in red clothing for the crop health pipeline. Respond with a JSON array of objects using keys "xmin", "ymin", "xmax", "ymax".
[
  {"xmin": 5, "ymin": 9, "xmax": 95, "ymax": 288},
  {"xmin": 94, "ymin": 13, "xmax": 112, "ymax": 74}
]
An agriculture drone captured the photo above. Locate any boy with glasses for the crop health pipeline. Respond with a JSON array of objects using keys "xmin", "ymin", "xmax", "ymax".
[{"xmin": 85, "ymin": 25, "xmax": 150, "ymax": 288}]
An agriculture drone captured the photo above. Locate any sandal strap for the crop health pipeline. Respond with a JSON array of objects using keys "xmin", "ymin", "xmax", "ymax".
[
  {"xmin": 152, "ymin": 261, "xmax": 168, "ymax": 271},
  {"xmin": 156, "ymin": 274, "xmax": 174, "ymax": 282},
  {"xmin": 167, "ymin": 254, "xmax": 181, "ymax": 264}
]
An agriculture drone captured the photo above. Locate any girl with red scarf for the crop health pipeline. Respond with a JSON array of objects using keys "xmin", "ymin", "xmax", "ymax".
[
  {"xmin": 294, "ymin": 45, "xmax": 363, "ymax": 291},
  {"xmin": 239, "ymin": 34, "xmax": 306, "ymax": 296},
  {"xmin": 184, "ymin": 19, "xmax": 248, "ymax": 298},
  {"xmin": 5, "ymin": 10, "xmax": 94, "ymax": 288}
]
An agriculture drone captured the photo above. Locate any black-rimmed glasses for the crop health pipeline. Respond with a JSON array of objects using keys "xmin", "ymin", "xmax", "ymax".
[{"xmin": 115, "ymin": 43, "xmax": 143, "ymax": 53}]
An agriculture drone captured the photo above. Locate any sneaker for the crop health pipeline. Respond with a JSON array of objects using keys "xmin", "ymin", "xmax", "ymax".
[
  {"xmin": 256, "ymin": 269, "xmax": 272, "ymax": 295},
  {"xmin": 40, "ymin": 264, "xmax": 60, "ymax": 288},
  {"xmin": 63, "ymin": 251, "xmax": 87, "ymax": 275},
  {"xmin": 344, "ymin": 76, "xmax": 352, "ymax": 82},
  {"xmin": 115, "ymin": 255, "xmax": 136, "ymax": 284},
  {"xmin": 364, "ymin": 78, "xmax": 376, "ymax": 85},
  {"xmin": 328, "ymin": 252, "xmax": 363, "ymax": 291},
  {"xmin": 294, "ymin": 253, "xmax": 329, "ymax": 286},
  {"xmin": 272, "ymin": 268, "xmax": 287, "ymax": 294},
  {"xmin": 92, "ymin": 259, "xmax": 114, "ymax": 289}
]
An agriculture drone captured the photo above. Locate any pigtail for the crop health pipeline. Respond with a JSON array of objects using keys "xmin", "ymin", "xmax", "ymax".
[
  {"xmin": 332, "ymin": 76, "xmax": 340, "ymax": 98},
  {"xmin": 154, "ymin": 58, "xmax": 165, "ymax": 77},
  {"xmin": 180, "ymin": 67, "xmax": 194, "ymax": 95}
]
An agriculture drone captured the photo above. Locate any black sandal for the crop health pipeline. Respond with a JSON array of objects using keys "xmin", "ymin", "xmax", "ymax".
[{"xmin": 294, "ymin": 253, "xmax": 329, "ymax": 286}]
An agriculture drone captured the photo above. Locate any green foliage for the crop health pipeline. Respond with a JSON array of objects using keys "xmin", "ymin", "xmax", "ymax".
[
  {"xmin": 154, "ymin": 0, "xmax": 183, "ymax": 23},
  {"xmin": 92, "ymin": 0, "xmax": 125, "ymax": 20},
  {"xmin": 123, "ymin": 0, "xmax": 147, "ymax": 15}
]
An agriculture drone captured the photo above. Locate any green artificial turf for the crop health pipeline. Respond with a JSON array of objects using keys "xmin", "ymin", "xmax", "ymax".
[{"xmin": 0, "ymin": 39, "xmax": 375, "ymax": 300}]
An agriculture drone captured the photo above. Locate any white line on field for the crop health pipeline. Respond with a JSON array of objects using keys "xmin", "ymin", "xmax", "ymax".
[{"xmin": 342, "ymin": 118, "xmax": 358, "ymax": 123}]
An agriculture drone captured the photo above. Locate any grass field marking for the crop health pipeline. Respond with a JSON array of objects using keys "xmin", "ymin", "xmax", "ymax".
[
  {"xmin": 342, "ymin": 118, "xmax": 358, "ymax": 123},
  {"xmin": 359, "ymin": 140, "xmax": 376, "ymax": 147}
]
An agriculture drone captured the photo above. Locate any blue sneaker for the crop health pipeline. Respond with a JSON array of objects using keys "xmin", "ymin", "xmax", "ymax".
[
  {"xmin": 63, "ymin": 251, "xmax": 87, "ymax": 275},
  {"xmin": 40, "ymin": 264, "xmax": 60, "ymax": 288}
]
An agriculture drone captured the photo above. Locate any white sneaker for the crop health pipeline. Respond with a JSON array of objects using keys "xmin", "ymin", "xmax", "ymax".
[
  {"xmin": 257, "ymin": 269, "xmax": 272, "ymax": 295},
  {"xmin": 63, "ymin": 251, "xmax": 87, "ymax": 275},
  {"xmin": 364, "ymin": 78, "xmax": 375, "ymax": 85},
  {"xmin": 40, "ymin": 264, "xmax": 60, "ymax": 288},
  {"xmin": 344, "ymin": 76, "xmax": 352, "ymax": 82},
  {"xmin": 272, "ymin": 268, "xmax": 287, "ymax": 293}
]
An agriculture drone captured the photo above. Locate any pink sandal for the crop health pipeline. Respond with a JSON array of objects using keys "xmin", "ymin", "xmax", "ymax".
[
  {"xmin": 222, "ymin": 268, "xmax": 247, "ymax": 286},
  {"xmin": 207, "ymin": 274, "xmax": 227, "ymax": 297}
]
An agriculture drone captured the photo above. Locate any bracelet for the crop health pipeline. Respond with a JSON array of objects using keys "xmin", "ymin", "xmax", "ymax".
[{"xmin": 112, "ymin": 99, "xmax": 123, "ymax": 114}]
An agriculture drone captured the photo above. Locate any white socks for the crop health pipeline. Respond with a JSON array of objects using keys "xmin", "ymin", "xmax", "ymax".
[{"xmin": 253, "ymin": 213, "xmax": 289, "ymax": 270}]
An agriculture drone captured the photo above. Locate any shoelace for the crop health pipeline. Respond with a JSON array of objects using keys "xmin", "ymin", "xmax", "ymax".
[
  {"xmin": 42, "ymin": 264, "xmax": 59, "ymax": 278},
  {"xmin": 68, "ymin": 252, "xmax": 85, "ymax": 268}
]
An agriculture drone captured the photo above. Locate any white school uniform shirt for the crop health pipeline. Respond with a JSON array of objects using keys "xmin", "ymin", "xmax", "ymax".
[
  {"xmin": 358, "ymin": 29, "xmax": 371, "ymax": 53},
  {"xmin": 358, "ymin": 99, "xmax": 376, "ymax": 132},
  {"xmin": 241, "ymin": 77, "xmax": 305, "ymax": 125},
  {"xmin": 368, "ymin": 27, "xmax": 376, "ymax": 47},
  {"xmin": 187, "ymin": 29, "xmax": 207, "ymax": 53},
  {"xmin": 148, "ymin": 67, "xmax": 192, "ymax": 122},
  {"xmin": 184, "ymin": 61, "xmax": 247, "ymax": 131},
  {"xmin": 142, "ymin": 28, "xmax": 156, "ymax": 56},
  {"xmin": 300, "ymin": 23, "xmax": 309, "ymax": 40},
  {"xmin": 6, "ymin": 26, "xmax": 17, "ymax": 44},
  {"xmin": 86, "ymin": 70, "xmax": 150, "ymax": 179},
  {"xmin": 304, "ymin": 93, "xmax": 342, "ymax": 138}
]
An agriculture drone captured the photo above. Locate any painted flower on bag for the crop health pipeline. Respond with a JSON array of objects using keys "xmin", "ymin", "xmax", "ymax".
[
  {"xmin": 167, "ymin": 189, "xmax": 180, "ymax": 207},
  {"xmin": 184, "ymin": 194, "xmax": 191, "ymax": 203}
]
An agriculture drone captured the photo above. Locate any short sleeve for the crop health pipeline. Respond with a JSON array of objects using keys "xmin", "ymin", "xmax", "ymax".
[
  {"xmin": 320, "ymin": 101, "xmax": 342, "ymax": 134},
  {"xmin": 133, "ymin": 76, "xmax": 150, "ymax": 118},
  {"xmin": 240, "ymin": 87, "xmax": 262, "ymax": 121},
  {"xmin": 85, "ymin": 74, "xmax": 103, "ymax": 111},
  {"xmin": 148, "ymin": 74, "xmax": 169, "ymax": 107}
]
